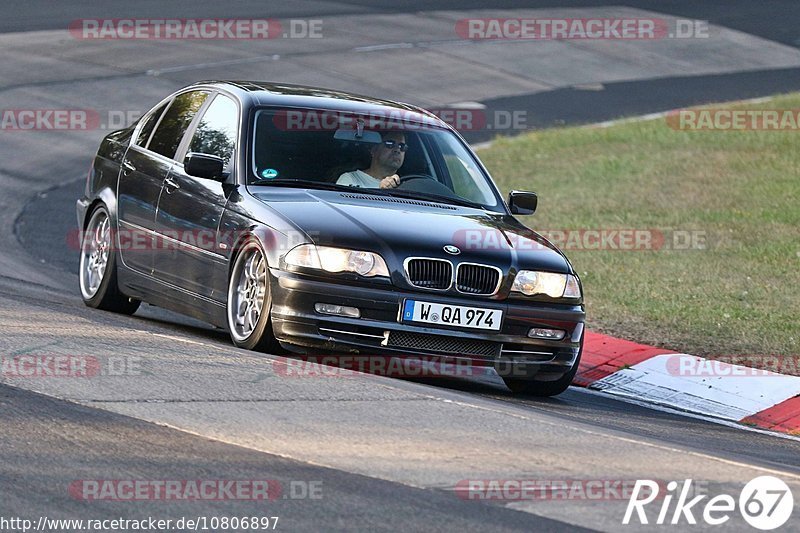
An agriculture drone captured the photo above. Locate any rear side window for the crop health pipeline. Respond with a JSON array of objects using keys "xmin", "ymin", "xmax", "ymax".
[
  {"xmin": 148, "ymin": 91, "xmax": 208, "ymax": 159},
  {"xmin": 134, "ymin": 102, "xmax": 167, "ymax": 148}
]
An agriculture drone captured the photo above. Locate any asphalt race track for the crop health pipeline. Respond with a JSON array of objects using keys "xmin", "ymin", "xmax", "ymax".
[{"xmin": 2, "ymin": 2, "xmax": 800, "ymax": 531}]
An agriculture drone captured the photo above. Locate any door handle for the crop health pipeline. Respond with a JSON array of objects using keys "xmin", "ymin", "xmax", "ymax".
[
  {"xmin": 121, "ymin": 160, "xmax": 136, "ymax": 176},
  {"xmin": 164, "ymin": 177, "xmax": 181, "ymax": 193}
]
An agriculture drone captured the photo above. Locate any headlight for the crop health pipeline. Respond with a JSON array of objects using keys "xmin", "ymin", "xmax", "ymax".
[
  {"xmin": 284, "ymin": 244, "xmax": 390, "ymax": 277},
  {"xmin": 512, "ymin": 270, "xmax": 581, "ymax": 299}
]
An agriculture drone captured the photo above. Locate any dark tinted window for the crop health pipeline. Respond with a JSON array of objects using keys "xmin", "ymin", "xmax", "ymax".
[
  {"xmin": 188, "ymin": 94, "xmax": 238, "ymax": 172},
  {"xmin": 134, "ymin": 102, "xmax": 167, "ymax": 147},
  {"xmin": 148, "ymin": 91, "xmax": 208, "ymax": 159}
]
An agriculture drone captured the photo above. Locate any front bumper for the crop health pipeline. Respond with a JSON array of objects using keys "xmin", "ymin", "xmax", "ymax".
[{"xmin": 270, "ymin": 269, "xmax": 585, "ymax": 380}]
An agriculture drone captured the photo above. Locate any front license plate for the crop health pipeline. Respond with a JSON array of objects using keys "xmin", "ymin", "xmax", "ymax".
[{"xmin": 401, "ymin": 300, "xmax": 502, "ymax": 331}]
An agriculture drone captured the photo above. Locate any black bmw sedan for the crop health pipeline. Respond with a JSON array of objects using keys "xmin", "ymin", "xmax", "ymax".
[{"xmin": 77, "ymin": 81, "xmax": 585, "ymax": 396}]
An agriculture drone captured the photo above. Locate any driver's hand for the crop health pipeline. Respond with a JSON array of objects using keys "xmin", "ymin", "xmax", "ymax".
[{"xmin": 379, "ymin": 174, "xmax": 400, "ymax": 189}]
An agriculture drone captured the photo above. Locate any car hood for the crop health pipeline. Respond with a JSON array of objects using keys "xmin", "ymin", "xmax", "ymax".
[{"xmin": 251, "ymin": 189, "xmax": 571, "ymax": 274}]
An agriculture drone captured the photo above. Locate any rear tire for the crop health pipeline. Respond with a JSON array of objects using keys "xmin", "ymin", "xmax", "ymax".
[
  {"xmin": 226, "ymin": 238, "xmax": 281, "ymax": 352},
  {"xmin": 79, "ymin": 205, "xmax": 140, "ymax": 315}
]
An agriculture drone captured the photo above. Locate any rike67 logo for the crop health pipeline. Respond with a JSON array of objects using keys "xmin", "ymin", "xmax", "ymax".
[{"xmin": 624, "ymin": 476, "xmax": 794, "ymax": 530}]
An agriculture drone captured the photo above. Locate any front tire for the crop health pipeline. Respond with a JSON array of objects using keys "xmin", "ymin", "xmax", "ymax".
[
  {"xmin": 226, "ymin": 239, "xmax": 281, "ymax": 352},
  {"xmin": 79, "ymin": 205, "xmax": 140, "ymax": 315}
]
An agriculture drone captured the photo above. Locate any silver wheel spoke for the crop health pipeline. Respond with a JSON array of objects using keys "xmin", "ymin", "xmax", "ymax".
[{"xmin": 243, "ymin": 302, "xmax": 255, "ymax": 332}]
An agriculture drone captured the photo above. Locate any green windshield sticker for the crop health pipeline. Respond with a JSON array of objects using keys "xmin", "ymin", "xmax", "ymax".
[{"xmin": 261, "ymin": 168, "xmax": 279, "ymax": 179}]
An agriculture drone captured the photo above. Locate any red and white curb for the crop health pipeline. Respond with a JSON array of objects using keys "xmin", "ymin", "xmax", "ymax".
[{"xmin": 576, "ymin": 332, "xmax": 800, "ymax": 436}]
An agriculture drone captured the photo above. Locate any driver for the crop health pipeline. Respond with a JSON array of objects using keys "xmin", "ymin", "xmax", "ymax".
[{"xmin": 337, "ymin": 131, "xmax": 406, "ymax": 189}]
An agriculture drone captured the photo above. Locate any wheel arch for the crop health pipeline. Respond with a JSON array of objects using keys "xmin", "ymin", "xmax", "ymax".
[
  {"xmin": 82, "ymin": 188, "xmax": 118, "ymax": 230},
  {"xmin": 227, "ymin": 225, "xmax": 291, "ymax": 276}
]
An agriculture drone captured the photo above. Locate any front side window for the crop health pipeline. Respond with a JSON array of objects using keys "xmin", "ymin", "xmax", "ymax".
[
  {"xmin": 148, "ymin": 91, "xmax": 208, "ymax": 159},
  {"xmin": 188, "ymin": 94, "xmax": 238, "ymax": 172},
  {"xmin": 434, "ymin": 133, "xmax": 497, "ymax": 205}
]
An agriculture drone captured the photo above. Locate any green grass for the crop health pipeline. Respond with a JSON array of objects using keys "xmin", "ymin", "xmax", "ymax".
[{"xmin": 477, "ymin": 94, "xmax": 800, "ymax": 361}]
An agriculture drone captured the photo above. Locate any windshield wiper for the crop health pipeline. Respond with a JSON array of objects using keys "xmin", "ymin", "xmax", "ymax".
[{"xmin": 381, "ymin": 189, "xmax": 485, "ymax": 209}]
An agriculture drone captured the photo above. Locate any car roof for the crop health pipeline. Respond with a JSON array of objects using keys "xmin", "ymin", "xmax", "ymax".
[{"xmin": 187, "ymin": 80, "xmax": 448, "ymax": 128}]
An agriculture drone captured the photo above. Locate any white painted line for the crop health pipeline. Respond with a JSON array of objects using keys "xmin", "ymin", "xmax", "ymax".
[
  {"xmin": 148, "ymin": 332, "xmax": 211, "ymax": 346},
  {"xmin": 335, "ymin": 390, "xmax": 800, "ymax": 480},
  {"xmin": 99, "ymin": 385, "xmax": 800, "ymax": 493},
  {"xmin": 354, "ymin": 43, "xmax": 415, "ymax": 52},
  {"xmin": 147, "ymin": 55, "xmax": 281, "ymax": 76},
  {"xmin": 445, "ymin": 101, "xmax": 487, "ymax": 109}
]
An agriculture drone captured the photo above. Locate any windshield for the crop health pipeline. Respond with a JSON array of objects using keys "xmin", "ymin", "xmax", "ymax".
[{"xmin": 250, "ymin": 108, "xmax": 502, "ymax": 211}]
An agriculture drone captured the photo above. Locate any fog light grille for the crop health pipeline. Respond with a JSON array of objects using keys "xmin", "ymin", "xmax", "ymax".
[{"xmin": 388, "ymin": 331, "xmax": 500, "ymax": 357}]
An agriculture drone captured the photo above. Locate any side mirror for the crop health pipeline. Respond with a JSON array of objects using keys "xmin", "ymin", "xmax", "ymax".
[
  {"xmin": 185, "ymin": 152, "xmax": 225, "ymax": 181},
  {"xmin": 508, "ymin": 190, "xmax": 538, "ymax": 215}
]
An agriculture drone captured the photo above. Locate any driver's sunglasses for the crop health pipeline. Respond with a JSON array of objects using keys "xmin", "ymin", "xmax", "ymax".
[{"xmin": 382, "ymin": 139, "xmax": 409, "ymax": 152}]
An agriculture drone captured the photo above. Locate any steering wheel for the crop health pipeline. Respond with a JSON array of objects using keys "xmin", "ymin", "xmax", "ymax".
[{"xmin": 399, "ymin": 173, "xmax": 435, "ymax": 184}]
